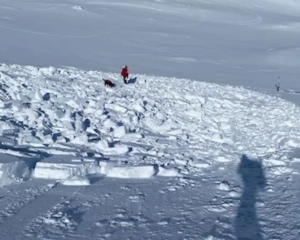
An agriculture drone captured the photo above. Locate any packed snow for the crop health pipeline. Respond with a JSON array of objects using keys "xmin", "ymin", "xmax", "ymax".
[{"xmin": 0, "ymin": 0, "xmax": 300, "ymax": 239}]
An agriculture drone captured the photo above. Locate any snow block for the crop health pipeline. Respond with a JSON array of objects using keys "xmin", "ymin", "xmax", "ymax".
[
  {"xmin": 103, "ymin": 163, "xmax": 181, "ymax": 179},
  {"xmin": 156, "ymin": 166, "xmax": 181, "ymax": 177},
  {"xmin": 104, "ymin": 103, "xmax": 127, "ymax": 113},
  {"xmin": 33, "ymin": 158, "xmax": 181, "ymax": 181},
  {"xmin": 114, "ymin": 126, "xmax": 126, "ymax": 138},
  {"xmin": 34, "ymin": 160, "xmax": 157, "ymax": 180},
  {"xmin": 61, "ymin": 176, "xmax": 90, "ymax": 186},
  {"xmin": 0, "ymin": 155, "xmax": 32, "ymax": 187},
  {"xmin": 92, "ymin": 140, "xmax": 129, "ymax": 155},
  {"xmin": 106, "ymin": 165, "xmax": 156, "ymax": 179},
  {"xmin": 33, "ymin": 162, "xmax": 100, "ymax": 180}
]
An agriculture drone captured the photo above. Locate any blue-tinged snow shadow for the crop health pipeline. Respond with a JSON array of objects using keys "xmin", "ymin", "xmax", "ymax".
[
  {"xmin": 127, "ymin": 77, "xmax": 137, "ymax": 84},
  {"xmin": 234, "ymin": 154, "xmax": 266, "ymax": 240}
]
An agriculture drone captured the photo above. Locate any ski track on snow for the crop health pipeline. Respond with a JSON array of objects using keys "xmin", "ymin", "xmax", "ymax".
[
  {"xmin": 0, "ymin": 180, "xmax": 60, "ymax": 238},
  {"xmin": 22, "ymin": 177, "xmax": 210, "ymax": 240},
  {"xmin": 0, "ymin": 178, "xmax": 105, "ymax": 239}
]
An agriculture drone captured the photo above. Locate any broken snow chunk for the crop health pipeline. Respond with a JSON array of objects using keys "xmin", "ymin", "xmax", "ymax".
[
  {"xmin": 105, "ymin": 103, "xmax": 127, "ymax": 113},
  {"xmin": 217, "ymin": 180, "xmax": 230, "ymax": 191},
  {"xmin": 114, "ymin": 126, "xmax": 126, "ymax": 138}
]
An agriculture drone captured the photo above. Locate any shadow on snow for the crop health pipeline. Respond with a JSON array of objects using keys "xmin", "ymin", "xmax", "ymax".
[
  {"xmin": 127, "ymin": 77, "xmax": 137, "ymax": 84},
  {"xmin": 234, "ymin": 154, "xmax": 266, "ymax": 240}
]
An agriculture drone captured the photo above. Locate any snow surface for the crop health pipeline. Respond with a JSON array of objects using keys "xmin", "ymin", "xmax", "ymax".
[{"xmin": 0, "ymin": 0, "xmax": 300, "ymax": 239}]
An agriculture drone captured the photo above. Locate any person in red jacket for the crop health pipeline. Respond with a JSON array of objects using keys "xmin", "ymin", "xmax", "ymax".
[{"xmin": 121, "ymin": 65, "xmax": 129, "ymax": 84}]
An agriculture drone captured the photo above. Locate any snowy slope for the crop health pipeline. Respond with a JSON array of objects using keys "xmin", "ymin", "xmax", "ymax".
[
  {"xmin": 0, "ymin": 64, "xmax": 299, "ymax": 239},
  {"xmin": 1, "ymin": 0, "xmax": 300, "ymax": 95},
  {"xmin": 0, "ymin": 63, "xmax": 300, "ymax": 181},
  {"xmin": 0, "ymin": 0, "xmax": 300, "ymax": 239}
]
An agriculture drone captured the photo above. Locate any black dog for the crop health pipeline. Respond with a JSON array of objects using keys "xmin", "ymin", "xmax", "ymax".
[{"xmin": 102, "ymin": 78, "xmax": 115, "ymax": 87}]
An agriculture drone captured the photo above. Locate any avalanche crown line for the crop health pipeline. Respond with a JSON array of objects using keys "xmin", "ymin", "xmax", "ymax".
[{"xmin": 0, "ymin": 63, "xmax": 299, "ymax": 186}]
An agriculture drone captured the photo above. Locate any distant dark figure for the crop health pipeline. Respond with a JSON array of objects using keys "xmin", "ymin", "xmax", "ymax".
[
  {"xmin": 102, "ymin": 78, "xmax": 115, "ymax": 88},
  {"xmin": 275, "ymin": 83, "xmax": 280, "ymax": 92},
  {"xmin": 121, "ymin": 65, "xmax": 129, "ymax": 84}
]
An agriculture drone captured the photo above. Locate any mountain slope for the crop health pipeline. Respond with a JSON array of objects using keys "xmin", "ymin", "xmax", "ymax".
[
  {"xmin": 1, "ymin": 0, "xmax": 300, "ymax": 93},
  {"xmin": 0, "ymin": 63, "xmax": 299, "ymax": 181},
  {"xmin": 0, "ymin": 64, "xmax": 299, "ymax": 239}
]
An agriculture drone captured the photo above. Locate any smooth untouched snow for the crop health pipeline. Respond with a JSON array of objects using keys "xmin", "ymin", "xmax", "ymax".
[
  {"xmin": 1, "ymin": 0, "xmax": 300, "ymax": 99},
  {"xmin": 0, "ymin": 0, "xmax": 300, "ymax": 239}
]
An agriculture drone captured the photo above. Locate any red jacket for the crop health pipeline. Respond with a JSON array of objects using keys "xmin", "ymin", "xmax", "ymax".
[{"xmin": 121, "ymin": 66, "xmax": 129, "ymax": 78}]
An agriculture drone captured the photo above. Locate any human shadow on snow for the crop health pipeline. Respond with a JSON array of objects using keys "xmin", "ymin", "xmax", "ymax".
[
  {"xmin": 127, "ymin": 77, "xmax": 137, "ymax": 84},
  {"xmin": 234, "ymin": 154, "xmax": 266, "ymax": 240}
]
